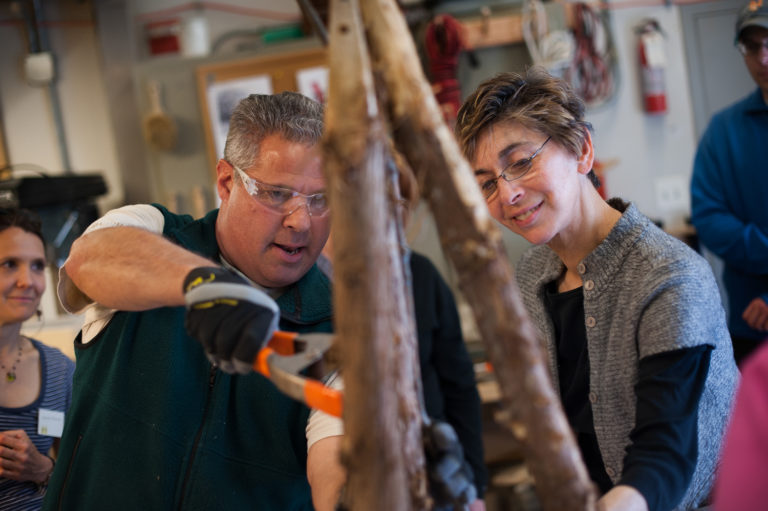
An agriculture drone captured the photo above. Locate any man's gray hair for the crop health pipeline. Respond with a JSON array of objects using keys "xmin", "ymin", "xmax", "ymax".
[{"xmin": 224, "ymin": 91, "xmax": 324, "ymax": 169}]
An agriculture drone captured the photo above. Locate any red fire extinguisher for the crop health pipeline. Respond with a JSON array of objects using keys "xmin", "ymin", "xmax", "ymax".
[{"xmin": 637, "ymin": 19, "xmax": 667, "ymax": 114}]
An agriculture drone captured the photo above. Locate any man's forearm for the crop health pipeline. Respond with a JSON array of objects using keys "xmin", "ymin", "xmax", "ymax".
[
  {"xmin": 307, "ymin": 436, "xmax": 346, "ymax": 511},
  {"xmin": 64, "ymin": 226, "xmax": 214, "ymax": 311}
]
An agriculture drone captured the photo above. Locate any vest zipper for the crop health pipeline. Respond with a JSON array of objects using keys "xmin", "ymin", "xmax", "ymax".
[
  {"xmin": 57, "ymin": 434, "xmax": 82, "ymax": 511},
  {"xmin": 177, "ymin": 365, "xmax": 217, "ymax": 510}
]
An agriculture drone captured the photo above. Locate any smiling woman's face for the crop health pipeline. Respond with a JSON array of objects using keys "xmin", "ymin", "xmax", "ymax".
[
  {"xmin": 0, "ymin": 227, "xmax": 46, "ymax": 325},
  {"xmin": 471, "ymin": 120, "xmax": 590, "ymax": 247}
]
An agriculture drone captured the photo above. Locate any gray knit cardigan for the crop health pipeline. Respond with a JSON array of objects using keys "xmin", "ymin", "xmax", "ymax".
[{"xmin": 515, "ymin": 201, "xmax": 738, "ymax": 510}]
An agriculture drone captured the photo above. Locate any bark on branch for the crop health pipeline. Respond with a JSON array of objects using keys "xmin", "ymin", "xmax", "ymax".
[
  {"xmin": 323, "ymin": 0, "xmax": 429, "ymax": 509},
  {"xmin": 357, "ymin": 0, "xmax": 598, "ymax": 509}
]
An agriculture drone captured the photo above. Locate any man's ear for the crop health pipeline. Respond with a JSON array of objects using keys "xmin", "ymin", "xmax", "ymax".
[
  {"xmin": 216, "ymin": 159, "xmax": 234, "ymax": 202},
  {"xmin": 576, "ymin": 129, "xmax": 595, "ymax": 176}
]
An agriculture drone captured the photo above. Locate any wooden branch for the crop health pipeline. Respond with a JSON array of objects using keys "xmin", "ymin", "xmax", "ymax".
[
  {"xmin": 359, "ymin": 0, "xmax": 597, "ymax": 509},
  {"xmin": 324, "ymin": 0, "xmax": 429, "ymax": 509}
]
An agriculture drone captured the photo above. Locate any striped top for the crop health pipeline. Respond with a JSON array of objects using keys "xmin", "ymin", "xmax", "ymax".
[{"xmin": 0, "ymin": 339, "xmax": 74, "ymax": 511}]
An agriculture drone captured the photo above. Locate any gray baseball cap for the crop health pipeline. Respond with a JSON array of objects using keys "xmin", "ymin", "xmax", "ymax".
[{"xmin": 736, "ymin": 1, "xmax": 768, "ymax": 42}]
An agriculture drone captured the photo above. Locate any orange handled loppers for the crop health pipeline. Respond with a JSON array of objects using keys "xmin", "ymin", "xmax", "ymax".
[{"xmin": 253, "ymin": 331, "xmax": 343, "ymax": 418}]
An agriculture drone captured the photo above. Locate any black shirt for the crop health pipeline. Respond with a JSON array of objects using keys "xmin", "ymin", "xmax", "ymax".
[
  {"xmin": 318, "ymin": 251, "xmax": 488, "ymax": 497},
  {"xmin": 545, "ymin": 281, "xmax": 712, "ymax": 511},
  {"xmin": 411, "ymin": 252, "xmax": 488, "ymax": 498}
]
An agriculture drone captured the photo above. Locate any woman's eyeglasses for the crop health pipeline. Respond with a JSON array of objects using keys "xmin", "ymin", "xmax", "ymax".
[{"xmin": 477, "ymin": 137, "xmax": 551, "ymax": 201}]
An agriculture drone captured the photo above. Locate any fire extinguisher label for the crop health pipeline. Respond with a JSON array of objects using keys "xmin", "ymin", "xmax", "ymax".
[{"xmin": 641, "ymin": 32, "xmax": 666, "ymax": 68}]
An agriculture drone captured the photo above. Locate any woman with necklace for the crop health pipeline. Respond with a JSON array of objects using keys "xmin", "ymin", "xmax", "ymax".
[{"xmin": 0, "ymin": 208, "xmax": 74, "ymax": 510}]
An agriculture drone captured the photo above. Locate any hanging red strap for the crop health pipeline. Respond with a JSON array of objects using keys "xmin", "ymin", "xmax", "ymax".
[{"xmin": 425, "ymin": 14, "xmax": 465, "ymax": 123}]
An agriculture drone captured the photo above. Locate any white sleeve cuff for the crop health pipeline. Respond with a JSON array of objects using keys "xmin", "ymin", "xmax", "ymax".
[
  {"xmin": 56, "ymin": 204, "xmax": 166, "ymax": 340},
  {"xmin": 306, "ymin": 372, "xmax": 345, "ymax": 449},
  {"xmin": 83, "ymin": 204, "xmax": 165, "ymax": 235}
]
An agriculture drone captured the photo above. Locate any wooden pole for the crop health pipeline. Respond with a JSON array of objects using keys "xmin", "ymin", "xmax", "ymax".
[
  {"xmin": 323, "ymin": 0, "xmax": 429, "ymax": 509},
  {"xmin": 358, "ymin": 0, "xmax": 598, "ymax": 509}
]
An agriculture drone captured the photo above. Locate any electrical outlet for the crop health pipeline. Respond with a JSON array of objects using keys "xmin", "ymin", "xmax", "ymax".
[{"xmin": 654, "ymin": 175, "xmax": 689, "ymax": 212}]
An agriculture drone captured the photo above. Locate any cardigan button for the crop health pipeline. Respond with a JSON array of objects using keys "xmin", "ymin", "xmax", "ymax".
[
  {"xmin": 588, "ymin": 392, "xmax": 598, "ymax": 404},
  {"xmin": 577, "ymin": 262, "xmax": 586, "ymax": 274},
  {"xmin": 586, "ymin": 316, "xmax": 596, "ymax": 328},
  {"xmin": 584, "ymin": 280, "xmax": 594, "ymax": 291},
  {"xmin": 605, "ymin": 467, "xmax": 616, "ymax": 478}
]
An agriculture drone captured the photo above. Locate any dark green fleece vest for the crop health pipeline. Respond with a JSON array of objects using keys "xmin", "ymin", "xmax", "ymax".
[{"xmin": 44, "ymin": 206, "xmax": 333, "ymax": 511}]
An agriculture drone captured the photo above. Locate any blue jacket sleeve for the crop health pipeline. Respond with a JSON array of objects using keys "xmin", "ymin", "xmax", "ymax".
[{"xmin": 690, "ymin": 115, "xmax": 768, "ymax": 274}]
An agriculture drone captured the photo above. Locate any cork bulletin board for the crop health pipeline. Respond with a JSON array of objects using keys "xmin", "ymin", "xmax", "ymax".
[{"xmin": 196, "ymin": 45, "xmax": 328, "ymax": 176}]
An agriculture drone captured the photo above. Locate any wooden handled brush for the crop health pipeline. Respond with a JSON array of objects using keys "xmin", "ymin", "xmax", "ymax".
[{"xmin": 143, "ymin": 80, "xmax": 177, "ymax": 151}]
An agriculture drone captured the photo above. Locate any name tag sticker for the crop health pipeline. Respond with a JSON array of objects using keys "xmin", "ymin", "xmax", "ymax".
[{"xmin": 38, "ymin": 408, "xmax": 65, "ymax": 438}]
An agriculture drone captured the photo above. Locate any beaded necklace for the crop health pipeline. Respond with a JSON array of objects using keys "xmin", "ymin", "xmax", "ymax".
[{"xmin": 1, "ymin": 343, "xmax": 22, "ymax": 382}]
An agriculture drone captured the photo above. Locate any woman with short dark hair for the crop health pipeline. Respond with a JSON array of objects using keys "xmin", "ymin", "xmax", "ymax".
[{"xmin": 456, "ymin": 68, "xmax": 738, "ymax": 511}]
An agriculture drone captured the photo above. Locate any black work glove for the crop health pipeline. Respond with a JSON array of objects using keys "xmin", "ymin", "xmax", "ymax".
[
  {"xmin": 424, "ymin": 420, "xmax": 477, "ymax": 510},
  {"xmin": 183, "ymin": 266, "xmax": 279, "ymax": 374}
]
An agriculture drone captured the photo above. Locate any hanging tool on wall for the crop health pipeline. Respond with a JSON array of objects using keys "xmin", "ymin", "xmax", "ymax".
[
  {"xmin": 143, "ymin": 80, "xmax": 177, "ymax": 151},
  {"xmin": 565, "ymin": 2, "xmax": 617, "ymax": 109},
  {"xmin": 522, "ymin": 0, "xmax": 575, "ymax": 76},
  {"xmin": 636, "ymin": 19, "xmax": 667, "ymax": 114},
  {"xmin": 424, "ymin": 13, "xmax": 470, "ymax": 127}
]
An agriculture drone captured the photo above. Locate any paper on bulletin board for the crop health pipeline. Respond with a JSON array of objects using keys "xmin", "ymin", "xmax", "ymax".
[
  {"xmin": 296, "ymin": 66, "xmax": 329, "ymax": 104},
  {"xmin": 206, "ymin": 75, "xmax": 273, "ymax": 160}
]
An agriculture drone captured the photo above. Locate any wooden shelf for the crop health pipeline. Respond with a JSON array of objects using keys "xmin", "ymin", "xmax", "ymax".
[{"xmin": 460, "ymin": 3, "xmax": 574, "ymax": 50}]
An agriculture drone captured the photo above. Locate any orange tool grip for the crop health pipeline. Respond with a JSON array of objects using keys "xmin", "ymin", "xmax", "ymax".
[
  {"xmin": 303, "ymin": 379, "xmax": 343, "ymax": 418},
  {"xmin": 268, "ymin": 330, "xmax": 299, "ymax": 355},
  {"xmin": 254, "ymin": 347, "xmax": 274, "ymax": 377}
]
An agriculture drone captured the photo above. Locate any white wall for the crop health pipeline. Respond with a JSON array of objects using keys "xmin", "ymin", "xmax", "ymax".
[
  {"xmin": 0, "ymin": 3, "xmax": 124, "ymax": 211},
  {"xmin": 0, "ymin": 3, "xmax": 121, "ymax": 338},
  {"xmin": 590, "ymin": 3, "xmax": 697, "ymax": 231}
]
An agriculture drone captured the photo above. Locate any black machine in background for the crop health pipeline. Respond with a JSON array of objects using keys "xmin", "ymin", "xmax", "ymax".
[{"xmin": 0, "ymin": 174, "xmax": 108, "ymax": 267}]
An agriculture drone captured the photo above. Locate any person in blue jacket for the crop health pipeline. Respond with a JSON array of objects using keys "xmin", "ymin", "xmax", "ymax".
[{"xmin": 690, "ymin": 0, "xmax": 768, "ymax": 366}]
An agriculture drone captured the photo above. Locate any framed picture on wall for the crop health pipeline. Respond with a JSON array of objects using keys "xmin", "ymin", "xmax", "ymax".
[
  {"xmin": 296, "ymin": 66, "xmax": 329, "ymax": 104},
  {"xmin": 196, "ymin": 44, "xmax": 327, "ymax": 176},
  {"xmin": 205, "ymin": 74, "xmax": 273, "ymax": 163}
]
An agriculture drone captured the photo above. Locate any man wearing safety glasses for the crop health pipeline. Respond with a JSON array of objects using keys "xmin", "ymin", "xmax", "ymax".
[{"xmin": 44, "ymin": 92, "xmax": 344, "ymax": 511}]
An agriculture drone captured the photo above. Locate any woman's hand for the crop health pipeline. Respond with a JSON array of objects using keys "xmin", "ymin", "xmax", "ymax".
[
  {"xmin": 597, "ymin": 485, "xmax": 648, "ymax": 511},
  {"xmin": 0, "ymin": 429, "xmax": 54, "ymax": 484}
]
